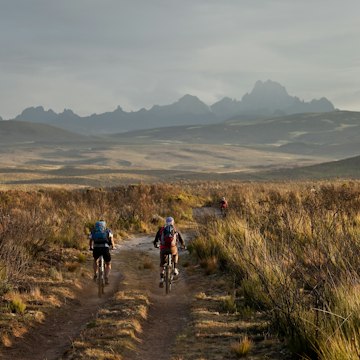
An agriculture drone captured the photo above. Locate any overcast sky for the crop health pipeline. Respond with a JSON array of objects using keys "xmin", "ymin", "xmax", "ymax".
[{"xmin": 0, "ymin": 0, "xmax": 359, "ymax": 119}]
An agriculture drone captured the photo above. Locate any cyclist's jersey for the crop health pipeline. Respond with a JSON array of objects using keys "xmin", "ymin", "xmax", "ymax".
[{"xmin": 220, "ymin": 200, "xmax": 228, "ymax": 209}]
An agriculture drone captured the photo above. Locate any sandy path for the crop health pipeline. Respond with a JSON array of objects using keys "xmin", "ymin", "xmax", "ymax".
[{"xmin": 119, "ymin": 235, "xmax": 191, "ymax": 360}]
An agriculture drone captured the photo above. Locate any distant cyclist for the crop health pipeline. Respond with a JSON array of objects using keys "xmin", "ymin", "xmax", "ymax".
[
  {"xmin": 153, "ymin": 216, "xmax": 185, "ymax": 288},
  {"xmin": 219, "ymin": 196, "xmax": 228, "ymax": 216},
  {"xmin": 89, "ymin": 220, "xmax": 114, "ymax": 285}
]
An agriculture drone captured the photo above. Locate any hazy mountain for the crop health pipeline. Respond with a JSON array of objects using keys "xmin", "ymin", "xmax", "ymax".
[
  {"xmin": 11, "ymin": 95, "xmax": 216, "ymax": 135},
  {"xmin": 8, "ymin": 80, "xmax": 334, "ymax": 135},
  {"xmin": 211, "ymin": 80, "xmax": 334, "ymax": 119}
]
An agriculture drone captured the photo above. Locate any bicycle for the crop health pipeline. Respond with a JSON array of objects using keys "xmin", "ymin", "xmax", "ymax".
[{"xmin": 220, "ymin": 207, "xmax": 227, "ymax": 218}]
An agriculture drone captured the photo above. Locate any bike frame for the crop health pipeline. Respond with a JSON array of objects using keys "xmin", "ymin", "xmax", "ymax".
[
  {"xmin": 164, "ymin": 252, "xmax": 174, "ymax": 295},
  {"xmin": 97, "ymin": 255, "xmax": 105, "ymax": 297}
]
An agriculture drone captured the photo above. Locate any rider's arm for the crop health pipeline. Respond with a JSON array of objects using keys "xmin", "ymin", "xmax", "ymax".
[
  {"xmin": 108, "ymin": 230, "xmax": 114, "ymax": 248},
  {"xmin": 153, "ymin": 228, "xmax": 161, "ymax": 247},
  {"xmin": 177, "ymin": 231, "xmax": 185, "ymax": 248},
  {"xmin": 88, "ymin": 233, "xmax": 93, "ymax": 249}
]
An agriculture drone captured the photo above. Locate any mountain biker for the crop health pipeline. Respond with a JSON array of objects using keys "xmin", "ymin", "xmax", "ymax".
[
  {"xmin": 220, "ymin": 197, "xmax": 228, "ymax": 213},
  {"xmin": 153, "ymin": 216, "xmax": 185, "ymax": 288},
  {"xmin": 89, "ymin": 220, "xmax": 114, "ymax": 285}
]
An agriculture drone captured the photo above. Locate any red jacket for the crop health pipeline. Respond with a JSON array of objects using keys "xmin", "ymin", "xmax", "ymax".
[{"xmin": 220, "ymin": 200, "xmax": 228, "ymax": 209}]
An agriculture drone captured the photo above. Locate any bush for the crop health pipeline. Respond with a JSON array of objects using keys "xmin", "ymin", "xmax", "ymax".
[{"xmin": 8, "ymin": 294, "xmax": 26, "ymax": 314}]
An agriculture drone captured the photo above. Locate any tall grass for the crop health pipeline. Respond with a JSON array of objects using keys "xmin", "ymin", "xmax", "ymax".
[
  {"xmin": 1, "ymin": 180, "xmax": 360, "ymax": 358},
  {"xmin": 191, "ymin": 181, "xmax": 360, "ymax": 358}
]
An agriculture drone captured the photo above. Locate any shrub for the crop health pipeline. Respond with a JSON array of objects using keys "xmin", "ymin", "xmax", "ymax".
[
  {"xmin": 8, "ymin": 294, "xmax": 26, "ymax": 314},
  {"xmin": 219, "ymin": 295, "xmax": 237, "ymax": 314}
]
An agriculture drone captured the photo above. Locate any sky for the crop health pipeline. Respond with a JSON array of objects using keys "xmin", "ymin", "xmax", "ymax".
[{"xmin": 0, "ymin": 0, "xmax": 359, "ymax": 119}]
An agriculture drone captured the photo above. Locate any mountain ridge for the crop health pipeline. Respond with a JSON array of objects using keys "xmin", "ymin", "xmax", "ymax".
[{"xmin": 4, "ymin": 80, "xmax": 335, "ymax": 135}]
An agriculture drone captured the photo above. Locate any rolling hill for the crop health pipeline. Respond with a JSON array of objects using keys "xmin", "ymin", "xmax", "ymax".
[
  {"xmin": 108, "ymin": 110, "xmax": 360, "ymax": 158},
  {"xmin": 255, "ymin": 154, "xmax": 360, "ymax": 180},
  {"xmin": 0, "ymin": 120, "xmax": 90, "ymax": 144}
]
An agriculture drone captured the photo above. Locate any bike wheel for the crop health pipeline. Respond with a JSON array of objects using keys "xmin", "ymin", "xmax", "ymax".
[
  {"xmin": 165, "ymin": 266, "xmax": 171, "ymax": 294},
  {"xmin": 165, "ymin": 256, "xmax": 172, "ymax": 294}
]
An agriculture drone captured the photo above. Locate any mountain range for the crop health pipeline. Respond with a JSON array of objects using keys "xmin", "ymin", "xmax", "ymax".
[{"xmin": 5, "ymin": 80, "xmax": 335, "ymax": 135}]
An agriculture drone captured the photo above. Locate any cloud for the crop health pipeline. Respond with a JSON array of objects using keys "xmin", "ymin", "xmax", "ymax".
[{"xmin": 0, "ymin": 0, "xmax": 359, "ymax": 118}]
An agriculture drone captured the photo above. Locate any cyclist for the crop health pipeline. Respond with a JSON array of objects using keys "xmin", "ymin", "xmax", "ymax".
[
  {"xmin": 220, "ymin": 196, "xmax": 228, "ymax": 216},
  {"xmin": 89, "ymin": 220, "xmax": 114, "ymax": 285},
  {"xmin": 153, "ymin": 216, "xmax": 185, "ymax": 288}
]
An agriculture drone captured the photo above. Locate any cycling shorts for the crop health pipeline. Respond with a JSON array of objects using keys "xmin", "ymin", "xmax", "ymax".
[
  {"xmin": 160, "ymin": 248, "xmax": 177, "ymax": 267},
  {"xmin": 93, "ymin": 247, "xmax": 111, "ymax": 263}
]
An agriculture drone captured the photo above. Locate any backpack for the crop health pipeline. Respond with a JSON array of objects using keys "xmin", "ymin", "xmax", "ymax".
[
  {"xmin": 92, "ymin": 221, "xmax": 109, "ymax": 245},
  {"xmin": 160, "ymin": 225, "xmax": 176, "ymax": 247}
]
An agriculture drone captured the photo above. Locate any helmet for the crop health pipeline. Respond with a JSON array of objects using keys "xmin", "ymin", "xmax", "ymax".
[
  {"xmin": 165, "ymin": 216, "xmax": 174, "ymax": 225},
  {"xmin": 96, "ymin": 220, "xmax": 106, "ymax": 229},
  {"xmin": 221, "ymin": 197, "xmax": 226, "ymax": 201}
]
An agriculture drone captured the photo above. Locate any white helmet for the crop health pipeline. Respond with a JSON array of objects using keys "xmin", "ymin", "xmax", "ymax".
[{"xmin": 166, "ymin": 216, "xmax": 174, "ymax": 225}]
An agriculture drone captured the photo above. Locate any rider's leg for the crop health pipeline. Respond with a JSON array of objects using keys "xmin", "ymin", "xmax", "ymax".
[
  {"xmin": 105, "ymin": 262, "xmax": 111, "ymax": 283},
  {"xmin": 93, "ymin": 259, "xmax": 98, "ymax": 279},
  {"xmin": 104, "ymin": 248, "xmax": 112, "ymax": 284},
  {"xmin": 93, "ymin": 249, "xmax": 99, "ymax": 279},
  {"xmin": 159, "ymin": 251, "xmax": 165, "ymax": 287},
  {"xmin": 172, "ymin": 250, "xmax": 179, "ymax": 275}
]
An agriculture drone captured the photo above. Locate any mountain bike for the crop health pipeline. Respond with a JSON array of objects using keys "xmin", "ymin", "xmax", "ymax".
[
  {"xmin": 220, "ymin": 207, "xmax": 227, "ymax": 218},
  {"xmin": 97, "ymin": 255, "xmax": 105, "ymax": 298},
  {"xmin": 163, "ymin": 251, "xmax": 175, "ymax": 295}
]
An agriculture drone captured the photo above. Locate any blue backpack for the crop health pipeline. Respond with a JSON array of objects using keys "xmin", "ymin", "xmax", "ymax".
[{"xmin": 92, "ymin": 221, "xmax": 109, "ymax": 245}]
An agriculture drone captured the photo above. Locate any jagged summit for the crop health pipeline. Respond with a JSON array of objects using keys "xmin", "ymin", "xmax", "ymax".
[{"xmin": 172, "ymin": 94, "xmax": 211, "ymax": 114}]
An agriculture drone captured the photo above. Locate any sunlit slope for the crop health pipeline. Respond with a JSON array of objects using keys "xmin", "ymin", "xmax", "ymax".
[
  {"xmin": 0, "ymin": 120, "xmax": 89, "ymax": 144},
  {"xmin": 258, "ymin": 154, "xmax": 360, "ymax": 180},
  {"xmin": 110, "ymin": 111, "xmax": 360, "ymax": 158}
]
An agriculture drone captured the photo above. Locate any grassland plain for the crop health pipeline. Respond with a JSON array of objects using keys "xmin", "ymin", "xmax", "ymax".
[
  {"xmin": 0, "ymin": 141, "xmax": 330, "ymax": 188},
  {"xmin": 1, "ymin": 181, "xmax": 360, "ymax": 359}
]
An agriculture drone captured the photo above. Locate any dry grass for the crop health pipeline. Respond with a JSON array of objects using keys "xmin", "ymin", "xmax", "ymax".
[
  {"xmin": 1, "ymin": 180, "xmax": 360, "ymax": 359},
  {"xmin": 170, "ymin": 265, "xmax": 288, "ymax": 360},
  {"xmin": 0, "ymin": 248, "xmax": 91, "ymax": 347},
  {"xmin": 231, "ymin": 335, "xmax": 253, "ymax": 357},
  {"xmin": 191, "ymin": 180, "xmax": 360, "ymax": 359}
]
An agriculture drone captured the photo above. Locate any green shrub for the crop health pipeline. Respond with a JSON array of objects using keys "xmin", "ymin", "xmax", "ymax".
[{"xmin": 9, "ymin": 295, "xmax": 26, "ymax": 314}]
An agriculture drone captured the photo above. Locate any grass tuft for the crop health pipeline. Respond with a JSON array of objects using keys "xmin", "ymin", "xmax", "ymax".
[
  {"xmin": 231, "ymin": 335, "xmax": 253, "ymax": 357},
  {"xmin": 8, "ymin": 294, "xmax": 27, "ymax": 314}
]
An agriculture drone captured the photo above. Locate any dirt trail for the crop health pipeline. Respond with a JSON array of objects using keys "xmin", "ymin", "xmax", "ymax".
[{"xmin": 118, "ymin": 236, "xmax": 192, "ymax": 360}]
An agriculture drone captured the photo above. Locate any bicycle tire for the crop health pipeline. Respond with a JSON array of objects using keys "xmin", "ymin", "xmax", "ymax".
[{"xmin": 165, "ymin": 255, "xmax": 172, "ymax": 294}]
